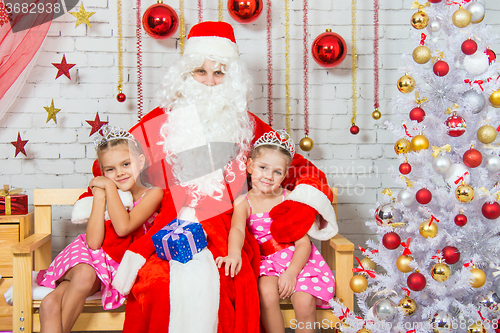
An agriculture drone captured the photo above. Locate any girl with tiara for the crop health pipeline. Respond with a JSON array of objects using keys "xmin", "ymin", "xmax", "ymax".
[
  {"xmin": 36, "ymin": 125, "xmax": 163, "ymax": 333},
  {"xmin": 216, "ymin": 130, "xmax": 336, "ymax": 333}
]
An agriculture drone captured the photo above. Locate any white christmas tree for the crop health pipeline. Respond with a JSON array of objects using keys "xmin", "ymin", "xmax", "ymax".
[{"xmin": 331, "ymin": 1, "xmax": 500, "ymax": 333}]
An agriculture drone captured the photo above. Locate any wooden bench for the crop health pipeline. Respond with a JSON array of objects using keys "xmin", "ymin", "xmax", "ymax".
[{"xmin": 11, "ymin": 188, "xmax": 353, "ymax": 332}]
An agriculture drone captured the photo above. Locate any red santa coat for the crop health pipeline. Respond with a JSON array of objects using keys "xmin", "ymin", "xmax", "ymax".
[{"xmin": 120, "ymin": 107, "xmax": 337, "ymax": 333}]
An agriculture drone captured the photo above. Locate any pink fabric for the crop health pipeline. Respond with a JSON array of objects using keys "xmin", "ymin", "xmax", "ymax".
[
  {"xmin": 0, "ymin": 0, "xmax": 55, "ymax": 118},
  {"xmin": 37, "ymin": 193, "xmax": 157, "ymax": 310},
  {"xmin": 246, "ymin": 211, "xmax": 335, "ymax": 308}
]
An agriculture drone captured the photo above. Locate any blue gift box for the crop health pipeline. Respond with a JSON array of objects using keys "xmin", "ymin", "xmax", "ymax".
[{"xmin": 152, "ymin": 218, "xmax": 208, "ymax": 264}]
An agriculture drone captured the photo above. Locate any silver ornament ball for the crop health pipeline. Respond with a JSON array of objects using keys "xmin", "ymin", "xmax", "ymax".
[
  {"xmin": 375, "ymin": 203, "xmax": 402, "ymax": 226},
  {"xmin": 467, "ymin": 2, "xmax": 486, "ymax": 23},
  {"xmin": 486, "ymin": 155, "xmax": 500, "ymax": 173},
  {"xmin": 433, "ymin": 156, "xmax": 452, "ymax": 174},
  {"xmin": 462, "ymin": 89, "xmax": 486, "ymax": 114},
  {"xmin": 429, "ymin": 311, "xmax": 452, "ymax": 333},
  {"xmin": 428, "ymin": 20, "xmax": 441, "ymax": 33},
  {"xmin": 476, "ymin": 291, "xmax": 500, "ymax": 314},
  {"xmin": 398, "ymin": 189, "xmax": 415, "ymax": 207},
  {"xmin": 374, "ymin": 298, "xmax": 397, "ymax": 321}
]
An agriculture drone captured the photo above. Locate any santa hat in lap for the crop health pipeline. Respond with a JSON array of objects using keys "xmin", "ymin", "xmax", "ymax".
[{"xmin": 184, "ymin": 21, "xmax": 240, "ymax": 60}]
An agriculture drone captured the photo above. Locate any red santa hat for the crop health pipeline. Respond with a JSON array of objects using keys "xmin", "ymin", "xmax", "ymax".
[{"xmin": 183, "ymin": 21, "xmax": 240, "ymax": 60}]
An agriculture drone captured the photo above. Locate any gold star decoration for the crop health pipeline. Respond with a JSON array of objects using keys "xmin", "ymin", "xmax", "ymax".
[
  {"xmin": 70, "ymin": 3, "xmax": 95, "ymax": 28},
  {"xmin": 44, "ymin": 99, "xmax": 61, "ymax": 124}
]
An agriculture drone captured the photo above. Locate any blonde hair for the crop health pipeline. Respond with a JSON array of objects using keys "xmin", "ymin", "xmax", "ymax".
[{"xmin": 250, "ymin": 144, "xmax": 292, "ymax": 168}]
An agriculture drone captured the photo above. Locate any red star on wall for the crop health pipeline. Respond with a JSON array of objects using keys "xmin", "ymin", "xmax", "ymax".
[
  {"xmin": 11, "ymin": 132, "xmax": 28, "ymax": 157},
  {"xmin": 52, "ymin": 54, "xmax": 76, "ymax": 80},
  {"xmin": 86, "ymin": 112, "xmax": 108, "ymax": 136}
]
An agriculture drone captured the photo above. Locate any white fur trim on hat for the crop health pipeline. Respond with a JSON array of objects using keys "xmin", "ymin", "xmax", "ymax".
[
  {"xmin": 286, "ymin": 184, "xmax": 339, "ymax": 241},
  {"xmin": 184, "ymin": 36, "xmax": 239, "ymax": 60},
  {"xmin": 71, "ymin": 190, "xmax": 134, "ymax": 224}
]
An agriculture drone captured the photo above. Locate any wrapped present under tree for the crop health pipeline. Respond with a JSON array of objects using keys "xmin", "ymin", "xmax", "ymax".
[{"xmin": 0, "ymin": 185, "xmax": 28, "ymax": 215}]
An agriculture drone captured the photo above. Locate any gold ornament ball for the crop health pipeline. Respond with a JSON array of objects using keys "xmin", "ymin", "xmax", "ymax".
[
  {"xmin": 467, "ymin": 322, "xmax": 486, "ymax": 333},
  {"xmin": 419, "ymin": 220, "xmax": 438, "ymax": 238},
  {"xmin": 396, "ymin": 255, "xmax": 414, "ymax": 273},
  {"xmin": 412, "ymin": 45, "xmax": 432, "ymax": 64},
  {"xmin": 477, "ymin": 125, "xmax": 497, "ymax": 144},
  {"xmin": 398, "ymin": 296, "xmax": 417, "ymax": 316},
  {"xmin": 411, "ymin": 10, "xmax": 429, "ymax": 29},
  {"xmin": 431, "ymin": 262, "xmax": 451, "ymax": 282},
  {"xmin": 299, "ymin": 136, "xmax": 314, "ymax": 151},
  {"xmin": 395, "ymin": 138, "xmax": 411, "ymax": 155},
  {"xmin": 360, "ymin": 257, "xmax": 377, "ymax": 271},
  {"xmin": 397, "ymin": 74, "xmax": 416, "ymax": 94},
  {"xmin": 489, "ymin": 89, "xmax": 500, "ymax": 108},
  {"xmin": 350, "ymin": 275, "xmax": 368, "ymax": 293},
  {"xmin": 470, "ymin": 268, "xmax": 486, "ymax": 288},
  {"xmin": 372, "ymin": 109, "xmax": 382, "ymax": 120},
  {"xmin": 452, "ymin": 7, "xmax": 472, "ymax": 28},
  {"xmin": 357, "ymin": 328, "xmax": 371, "ymax": 333},
  {"xmin": 410, "ymin": 134, "xmax": 429, "ymax": 151},
  {"xmin": 455, "ymin": 184, "xmax": 475, "ymax": 203}
]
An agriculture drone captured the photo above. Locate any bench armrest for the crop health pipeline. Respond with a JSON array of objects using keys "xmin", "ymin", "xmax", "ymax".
[{"xmin": 11, "ymin": 233, "xmax": 51, "ymax": 254}]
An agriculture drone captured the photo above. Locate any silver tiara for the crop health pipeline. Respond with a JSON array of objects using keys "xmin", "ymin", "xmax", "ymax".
[
  {"xmin": 93, "ymin": 125, "xmax": 136, "ymax": 150},
  {"xmin": 254, "ymin": 129, "xmax": 295, "ymax": 158}
]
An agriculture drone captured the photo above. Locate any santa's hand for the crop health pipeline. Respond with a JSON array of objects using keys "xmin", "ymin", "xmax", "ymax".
[
  {"xmin": 112, "ymin": 250, "xmax": 146, "ymax": 295},
  {"xmin": 270, "ymin": 201, "xmax": 318, "ymax": 243}
]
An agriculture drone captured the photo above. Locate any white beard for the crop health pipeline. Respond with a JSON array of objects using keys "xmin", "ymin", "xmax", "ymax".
[{"xmin": 159, "ymin": 77, "xmax": 253, "ymax": 207}]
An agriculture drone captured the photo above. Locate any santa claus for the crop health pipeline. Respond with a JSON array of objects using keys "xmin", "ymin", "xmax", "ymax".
[{"xmin": 107, "ymin": 21, "xmax": 338, "ymax": 333}]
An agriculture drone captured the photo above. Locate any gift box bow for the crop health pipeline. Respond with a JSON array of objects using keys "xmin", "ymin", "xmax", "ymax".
[
  {"xmin": 0, "ymin": 185, "xmax": 23, "ymax": 215},
  {"xmin": 161, "ymin": 220, "xmax": 199, "ymax": 261}
]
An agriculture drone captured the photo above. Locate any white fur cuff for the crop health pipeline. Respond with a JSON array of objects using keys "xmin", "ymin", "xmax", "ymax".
[
  {"xmin": 286, "ymin": 184, "xmax": 339, "ymax": 241},
  {"xmin": 111, "ymin": 250, "xmax": 146, "ymax": 295},
  {"xmin": 71, "ymin": 196, "xmax": 94, "ymax": 224}
]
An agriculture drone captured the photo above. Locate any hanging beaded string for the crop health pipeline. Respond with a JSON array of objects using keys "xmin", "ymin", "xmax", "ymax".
[
  {"xmin": 350, "ymin": 0, "xmax": 358, "ymax": 130},
  {"xmin": 198, "ymin": 0, "xmax": 203, "ymax": 23},
  {"xmin": 136, "ymin": 0, "xmax": 143, "ymax": 120},
  {"xmin": 179, "ymin": 0, "xmax": 185, "ymax": 54},
  {"xmin": 116, "ymin": 0, "xmax": 124, "ymax": 101},
  {"xmin": 285, "ymin": 0, "xmax": 291, "ymax": 134},
  {"xmin": 267, "ymin": 0, "xmax": 273, "ymax": 126},
  {"xmin": 218, "ymin": 0, "xmax": 223, "ymax": 21},
  {"xmin": 303, "ymin": 0, "xmax": 309, "ymax": 136},
  {"xmin": 373, "ymin": 0, "xmax": 380, "ymax": 119}
]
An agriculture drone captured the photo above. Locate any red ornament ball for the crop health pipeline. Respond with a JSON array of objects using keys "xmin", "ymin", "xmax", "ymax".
[
  {"xmin": 416, "ymin": 188, "xmax": 432, "ymax": 205},
  {"xmin": 486, "ymin": 48, "xmax": 496, "ymax": 65},
  {"xmin": 442, "ymin": 246, "xmax": 460, "ymax": 265},
  {"xmin": 463, "ymin": 148, "xmax": 483, "ymax": 168},
  {"xmin": 350, "ymin": 124, "xmax": 360, "ymax": 135},
  {"xmin": 454, "ymin": 213, "xmax": 468, "ymax": 227},
  {"xmin": 482, "ymin": 201, "xmax": 500, "ymax": 220},
  {"xmin": 142, "ymin": 3, "xmax": 179, "ymax": 39},
  {"xmin": 399, "ymin": 162, "xmax": 412, "ymax": 175},
  {"xmin": 116, "ymin": 92, "xmax": 126, "ymax": 103},
  {"xmin": 433, "ymin": 60, "xmax": 449, "ymax": 76},
  {"xmin": 445, "ymin": 114, "xmax": 467, "ymax": 137},
  {"xmin": 407, "ymin": 271, "xmax": 426, "ymax": 291},
  {"xmin": 227, "ymin": 0, "xmax": 263, "ymax": 23},
  {"xmin": 428, "ymin": 0, "xmax": 442, "ymax": 2},
  {"xmin": 382, "ymin": 232, "xmax": 401, "ymax": 250},
  {"xmin": 409, "ymin": 106, "xmax": 426, "ymax": 122},
  {"xmin": 461, "ymin": 39, "xmax": 478, "ymax": 55},
  {"xmin": 311, "ymin": 30, "xmax": 347, "ymax": 68}
]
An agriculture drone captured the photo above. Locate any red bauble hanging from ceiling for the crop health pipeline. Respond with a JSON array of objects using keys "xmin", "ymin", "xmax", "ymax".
[{"xmin": 142, "ymin": 2, "xmax": 179, "ymax": 39}]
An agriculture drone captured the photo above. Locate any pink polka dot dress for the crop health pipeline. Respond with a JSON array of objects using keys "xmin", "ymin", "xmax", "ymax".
[
  {"xmin": 245, "ymin": 196, "xmax": 335, "ymax": 308},
  {"xmin": 37, "ymin": 195, "xmax": 156, "ymax": 310}
]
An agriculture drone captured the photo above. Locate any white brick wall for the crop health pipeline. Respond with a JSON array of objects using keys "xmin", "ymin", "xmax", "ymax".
[{"xmin": 1, "ymin": 0, "xmax": 499, "ymax": 256}]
